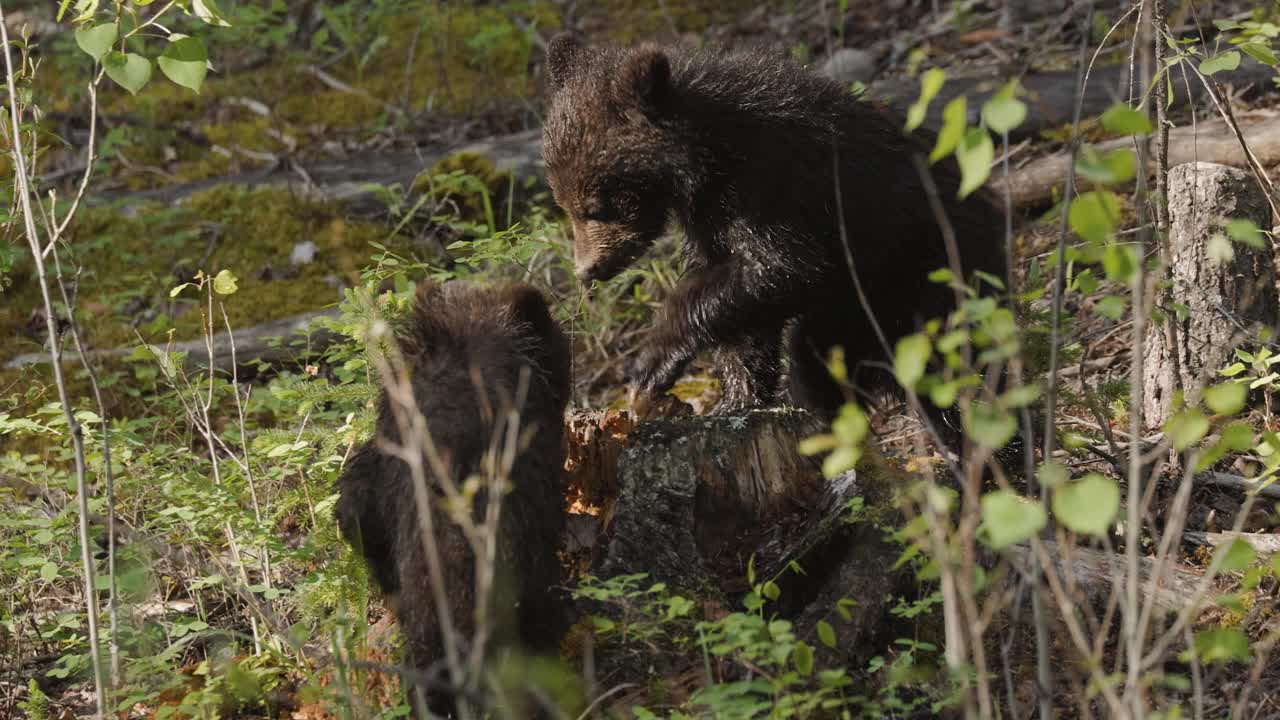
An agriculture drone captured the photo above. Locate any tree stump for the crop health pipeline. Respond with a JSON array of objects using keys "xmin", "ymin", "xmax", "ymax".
[
  {"xmin": 598, "ymin": 408, "xmax": 829, "ymax": 593},
  {"xmin": 1143, "ymin": 162, "xmax": 1278, "ymax": 428},
  {"xmin": 577, "ymin": 408, "xmax": 922, "ymax": 673}
]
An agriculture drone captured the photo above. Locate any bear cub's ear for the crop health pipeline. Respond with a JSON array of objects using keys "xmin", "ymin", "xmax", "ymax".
[
  {"xmin": 615, "ymin": 43, "xmax": 671, "ymax": 110},
  {"xmin": 505, "ymin": 284, "xmax": 571, "ymax": 399},
  {"xmin": 505, "ymin": 284, "xmax": 557, "ymax": 340},
  {"xmin": 547, "ymin": 32, "xmax": 586, "ymax": 91}
]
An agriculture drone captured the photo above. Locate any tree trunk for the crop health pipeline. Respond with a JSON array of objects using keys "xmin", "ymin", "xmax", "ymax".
[{"xmin": 1142, "ymin": 162, "xmax": 1278, "ymax": 428}]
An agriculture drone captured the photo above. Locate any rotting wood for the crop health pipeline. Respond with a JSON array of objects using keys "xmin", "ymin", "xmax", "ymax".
[{"xmin": 598, "ymin": 408, "xmax": 829, "ymax": 593}]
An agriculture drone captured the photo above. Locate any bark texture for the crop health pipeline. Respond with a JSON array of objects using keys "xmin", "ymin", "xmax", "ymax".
[{"xmin": 1142, "ymin": 162, "xmax": 1277, "ymax": 428}]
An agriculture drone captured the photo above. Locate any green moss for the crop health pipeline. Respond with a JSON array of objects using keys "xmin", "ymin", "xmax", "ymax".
[
  {"xmin": 593, "ymin": 0, "xmax": 786, "ymax": 42},
  {"xmin": 0, "ymin": 186, "xmax": 400, "ymax": 368},
  {"xmin": 414, "ymin": 151, "xmax": 513, "ymax": 223}
]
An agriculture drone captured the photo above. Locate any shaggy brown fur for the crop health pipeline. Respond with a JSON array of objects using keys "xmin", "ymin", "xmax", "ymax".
[
  {"xmin": 542, "ymin": 34, "xmax": 1007, "ymax": 421},
  {"xmin": 335, "ymin": 280, "xmax": 571, "ymax": 715}
]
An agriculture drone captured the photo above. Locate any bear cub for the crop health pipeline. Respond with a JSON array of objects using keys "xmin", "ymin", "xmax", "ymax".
[
  {"xmin": 542, "ymin": 34, "xmax": 1007, "ymax": 424},
  {"xmin": 335, "ymin": 279, "xmax": 572, "ymax": 714}
]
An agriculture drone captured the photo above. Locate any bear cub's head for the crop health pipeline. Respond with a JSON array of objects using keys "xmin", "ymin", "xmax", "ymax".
[
  {"xmin": 406, "ymin": 280, "xmax": 572, "ymax": 417},
  {"xmin": 542, "ymin": 33, "xmax": 692, "ymax": 284}
]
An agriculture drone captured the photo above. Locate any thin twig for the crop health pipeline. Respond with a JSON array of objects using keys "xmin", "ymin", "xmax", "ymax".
[{"xmin": 0, "ymin": 3, "xmax": 106, "ymax": 716}]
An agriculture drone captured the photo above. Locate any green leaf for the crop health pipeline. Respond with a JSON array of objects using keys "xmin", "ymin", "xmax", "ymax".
[
  {"xmin": 75, "ymin": 22, "xmax": 117, "ymax": 62},
  {"xmin": 1239, "ymin": 41, "xmax": 1279, "ymax": 67},
  {"xmin": 956, "ymin": 127, "xmax": 994, "ymax": 198},
  {"xmin": 1094, "ymin": 295, "xmax": 1126, "ymax": 320},
  {"xmin": 998, "ymin": 383, "xmax": 1041, "ymax": 409},
  {"xmin": 980, "ymin": 490, "xmax": 1047, "ymax": 550},
  {"xmin": 929, "ymin": 379, "xmax": 960, "ymax": 408},
  {"xmin": 930, "ymin": 97, "xmax": 967, "ymax": 163},
  {"xmin": 158, "ymin": 36, "xmax": 208, "ymax": 93},
  {"xmin": 1220, "ymin": 422, "xmax": 1255, "ymax": 450},
  {"xmin": 1165, "ymin": 409, "xmax": 1210, "ymax": 450},
  {"xmin": 981, "ymin": 84, "xmax": 1026, "ymax": 134},
  {"xmin": 40, "ymin": 561, "xmax": 58, "ymax": 582},
  {"xmin": 213, "ymin": 269, "xmax": 238, "ymax": 295},
  {"xmin": 794, "ymin": 641, "xmax": 814, "ymax": 676},
  {"xmin": 1100, "ymin": 104, "xmax": 1153, "ymax": 136},
  {"xmin": 1200, "ymin": 50, "xmax": 1241, "ymax": 76},
  {"xmin": 905, "ymin": 68, "xmax": 945, "ymax": 132},
  {"xmin": 1221, "ymin": 363, "xmax": 1247, "ymax": 377},
  {"xmin": 1204, "ymin": 382, "xmax": 1247, "ymax": 415},
  {"xmin": 826, "ymin": 346, "xmax": 848, "ymax": 383},
  {"xmin": 1207, "ymin": 233, "xmax": 1235, "ymax": 264},
  {"xmin": 1052, "ymin": 473, "xmax": 1120, "ymax": 536},
  {"xmin": 817, "ymin": 620, "xmax": 837, "ymax": 648},
  {"xmin": 103, "ymin": 52, "xmax": 152, "ymax": 95},
  {"xmin": 762, "ymin": 581, "xmax": 781, "ymax": 601},
  {"xmin": 1068, "ymin": 191, "xmax": 1121, "ymax": 244},
  {"xmin": 1215, "ymin": 538, "xmax": 1256, "ymax": 574},
  {"xmin": 1102, "ymin": 242, "xmax": 1137, "ymax": 282},
  {"xmin": 1192, "ymin": 628, "xmax": 1250, "ymax": 664},
  {"xmin": 894, "ymin": 333, "xmax": 931, "ymax": 389},
  {"xmin": 831, "ymin": 403, "xmax": 869, "ymax": 447},
  {"xmin": 798, "ymin": 434, "xmax": 837, "ymax": 456},
  {"xmin": 1072, "ymin": 268, "xmax": 1099, "ymax": 295},
  {"xmin": 192, "ymin": 0, "xmax": 233, "ymax": 27},
  {"xmin": 822, "ymin": 446, "xmax": 859, "ymax": 479},
  {"xmin": 928, "ymin": 268, "xmax": 955, "ymax": 284},
  {"xmin": 1037, "ymin": 461, "xmax": 1069, "ymax": 488},
  {"xmin": 964, "ymin": 401, "xmax": 1017, "ymax": 449},
  {"xmin": 1075, "ymin": 146, "xmax": 1136, "ymax": 185},
  {"xmin": 1226, "ymin": 218, "xmax": 1265, "ymax": 248}
]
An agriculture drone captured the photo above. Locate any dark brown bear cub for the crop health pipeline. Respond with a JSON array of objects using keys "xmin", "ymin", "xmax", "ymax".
[
  {"xmin": 542, "ymin": 34, "xmax": 1006, "ymax": 421},
  {"xmin": 335, "ymin": 280, "xmax": 572, "ymax": 716}
]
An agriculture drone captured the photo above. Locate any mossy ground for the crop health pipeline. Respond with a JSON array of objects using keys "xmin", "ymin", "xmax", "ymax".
[{"xmin": 1, "ymin": 186, "xmax": 400, "ymax": 366}]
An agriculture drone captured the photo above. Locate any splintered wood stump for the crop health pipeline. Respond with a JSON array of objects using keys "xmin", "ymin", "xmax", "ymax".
[
  {"xmin": 590, "ymin": 407, "xmax": 920, "ymax": 669},
  {"xmin": 598, "ymin": 408, "xmax": 829, "ymax": 592},
  {"xmin": 1143, "ymin": 162, "xmax": 1278, "ymax": 428}
]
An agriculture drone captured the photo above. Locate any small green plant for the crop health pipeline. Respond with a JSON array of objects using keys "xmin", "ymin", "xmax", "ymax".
[{"xmin": 18, "ymin": 678, "xmax": 50, "ymax": 720}]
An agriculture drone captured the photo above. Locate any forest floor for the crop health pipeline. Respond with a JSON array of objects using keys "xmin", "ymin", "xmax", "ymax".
[{"xmin": 3, "ymin": 0, "xmax": 1280, "ymax": 717}]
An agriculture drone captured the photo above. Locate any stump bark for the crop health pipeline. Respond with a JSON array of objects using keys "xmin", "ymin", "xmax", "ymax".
[
  {"xmin": 573, "ymin": 408, "xmax": 921, "ymax": 671},
  {"xmin": 1143, "ymin": 162, "xmax": 1278, "ymax": 428},
  {"xmin": 598, "ymin": 408, "xmax": 829, "ymax": 593}
]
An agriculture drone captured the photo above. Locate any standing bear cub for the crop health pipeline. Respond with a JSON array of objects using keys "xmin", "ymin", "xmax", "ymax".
[
  {"xmin": 543, "ymin": 34, "xmax": 1007, "ymax": 420},
  {"xmin": 335, "ymin": 280, "xmax": 572, "ymax": 714}
]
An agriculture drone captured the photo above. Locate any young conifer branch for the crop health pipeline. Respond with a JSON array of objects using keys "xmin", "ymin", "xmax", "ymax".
[{"xmin": 0, "ymin": 3, "xmax": 107, "ymax": 716}]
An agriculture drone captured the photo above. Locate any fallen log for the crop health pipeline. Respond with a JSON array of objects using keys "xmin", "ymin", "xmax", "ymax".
[
  {"xmin": 1194, "ymin": 472, "xmax": 1280, "ymax": 501},
  {"xmin": 90, "ymin": 57, "xmax": 1279, "ymax": 215},
  {"xmin": 4, "ymin": 307, "xmax": 341, "ymax": 374},
  {"xmin": 869, "ymin": 55, "xmax": 1276, "ymax": 143},
  {"xmin": 1003, "ymin": 115, "xmax": 1280, "ymax": 207},
  {"xmin": 1012, "ymin": 539, "xmax": 1204, "ymax": 614},
  {"xmin": 1183, "ymin": 530, "xmax": 1280, "ymax": 556},
  {"xmin": 96, "ymin": 129, "xmax": 544, "ymax": 214}
]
